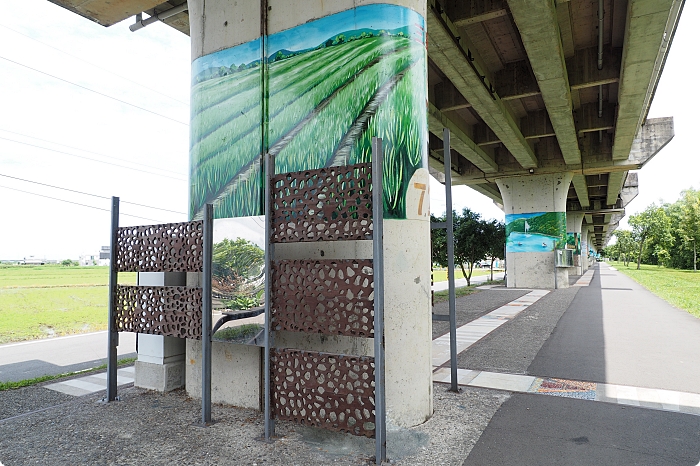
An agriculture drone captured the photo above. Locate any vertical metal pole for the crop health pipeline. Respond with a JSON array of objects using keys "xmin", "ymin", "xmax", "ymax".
[
  {"xmin": 553, "ymin": 240, "xmax": 558, "ymax": 289},
  {"xmin": 202, "ymin": 204, "xmax": 213, "ymax": 424},
  {"xmin": 107, "ymin": 196, "xmax": 119, "ymax": 402},
  {"xmin": 443, "ymin": 128, "xmax": 458, "ymax": 392},
  {"xmin": 261, "ymin": 0, "xmax": 274, "ymax": 440},
  {"xmin": 263, "ymin": 151, "xmax": 275, "ymax": 440},
  {"xmin": 372, "ymin": 137, "xmax": 386, "ymax": 464}
]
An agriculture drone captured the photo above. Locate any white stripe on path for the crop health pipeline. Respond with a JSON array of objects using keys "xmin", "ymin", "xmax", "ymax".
[
  {"xmin": 433, "ymin": 367, "xmax": 700, "ymax": 417},
  {"xmin": 573, "ymin": 269, "xmax": 594, "ymax": 286}
]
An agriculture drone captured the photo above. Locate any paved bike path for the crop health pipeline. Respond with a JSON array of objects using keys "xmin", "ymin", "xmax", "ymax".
[
  {"xmin": 465, "ymin": 263, "xmax": 700, "ymax": 465},
  {"xmin": 528, "ymin": 262, "xmax": 700, "ymax": 393}
]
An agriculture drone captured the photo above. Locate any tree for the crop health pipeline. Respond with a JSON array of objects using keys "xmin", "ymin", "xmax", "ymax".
[
  {"xmin": 612, "ymin": 229, "xmax": 636, "ymax": 267},
  {"xmin": 482, "ymin": 219, "xmax": 505, "ymax": 281},
  {"xmin": 431, "ymin": 208, "xmax": 490, "ymax": 286},
  {"xmin": 678, "ymin": 189, "xmax": 700, "ymax": 271},
  {"xmin": 629, "ymin": 204, "xmax": 673, "ymax": 270},
  {"xmin": 61, "ymin": 259, "xmax": 77, "ymax": 267},
  {"xmin": 212, "ymin": 238, "xmax": 264, "ymax": 296}
]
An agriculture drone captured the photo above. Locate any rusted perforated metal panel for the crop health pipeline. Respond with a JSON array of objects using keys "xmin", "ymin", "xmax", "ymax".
[
  {"xmin": 115, "ymin": 221, "xmax": 203, "ymax": 272},
  {"xmin": 271, "ymin": 164, "xmax": 373, "ymax": 243},
  {"xmin": 271, "ymin": 349, "xmax": 375, "ymax": 437},
  {"xmin": 114, "ymin": 285, "xmax": 202, "ymax": 339},
  {"xmin": 271, "ymin": 259, "xmax": 374, "ymax": 337}
]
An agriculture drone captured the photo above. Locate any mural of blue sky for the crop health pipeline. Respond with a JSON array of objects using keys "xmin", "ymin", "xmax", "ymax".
[{"xmin": 192, "ymin": 4, "xmax": 424, "ymax": 76}]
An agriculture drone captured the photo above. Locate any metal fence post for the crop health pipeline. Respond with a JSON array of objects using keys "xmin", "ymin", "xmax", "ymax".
[
  {"xmin": 264, "ymin": 150, "xmax": 275, "ymax": 440},
  {"xmin": 202, "ymin": 203, "xmax": 213, "ymax": 424},
  {"xmin": 443, "ymin": 128, "xmax": 458, "ymax": 392},
  {"xmin": 553, "ymin": 239, "xmax": 558, "ymax": 289},
  {"xmin": 372, "ymin": 137, "xmax": 386, "ymax": 464},
  {"xmin": 107, "ymin": 196, "xmax": 119, "ymax": 402}
]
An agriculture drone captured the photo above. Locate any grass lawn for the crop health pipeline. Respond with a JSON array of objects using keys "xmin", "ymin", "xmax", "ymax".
[
  {"xmin": 432, "ymin": 268, "xmax": 497, "ymax": 282},
  {"xmin": 609, "ymin": 261, "xmax": 700, "ymax": 318},
  {"xmin": 0, "ymin": 265, "xmax": 135, "ymax": 344},
  {"xmin": 432, "ymin": 280, "xmax": 505, "ymax": 304}
]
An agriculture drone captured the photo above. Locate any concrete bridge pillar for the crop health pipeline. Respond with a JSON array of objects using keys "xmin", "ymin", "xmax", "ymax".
[
  {"xmin": 186, "ymin": 0, "xmax": 433, "ymax": 428},
  {"xmin": 566, "ymin": 213, "xmax": 584, "ymax": 276},
  {"xmin": 496, "ymin": 173, "xmax": 573, "ymax": 289},
  {"xmin": 580, "ymin": 225, "xmax": 590, "ymax": 271}
]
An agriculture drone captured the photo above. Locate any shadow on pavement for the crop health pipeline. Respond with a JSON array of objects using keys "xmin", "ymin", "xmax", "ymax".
[{"xmin": 527, "ymin": 264, "xmax": 606, "ymax": 383}]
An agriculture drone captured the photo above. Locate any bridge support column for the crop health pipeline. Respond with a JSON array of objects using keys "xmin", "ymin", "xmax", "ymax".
[
  {"xmin": 134, "ymin": 272, "xmax": 187, "ymax": 392},
  {"xmin": 496, "ymin": 173, "xmax": 573, "ymax": 289},
  {"xmin": 580, "ymin": 225, "xmax": 590, "ymax": 271},
  {"xmin": 567, "ymin": 213, "xmax": 584, "ymax": 276},
  {"xmin": 187, "ymin": 0, "xmax": 432, "ymax": 428}
]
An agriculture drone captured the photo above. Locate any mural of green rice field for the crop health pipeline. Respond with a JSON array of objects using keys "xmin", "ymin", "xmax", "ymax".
[
  {"xmin": 505, "ymin": 212, "xmax": 567, "ymax": 252},
  {"xmin": 189, "ymin": 4, "xmax": 427, "ymax": 220}
]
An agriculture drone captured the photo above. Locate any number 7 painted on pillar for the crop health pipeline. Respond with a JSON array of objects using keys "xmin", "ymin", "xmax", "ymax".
[{"xmin": 414, "ymin": 182, "xmax": 426, "ymax": 216}]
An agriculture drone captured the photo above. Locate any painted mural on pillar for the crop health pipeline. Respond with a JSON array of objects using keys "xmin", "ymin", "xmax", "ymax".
[
  {"xmin": 566, "ymin": 232, "xmax": 581, "ymax": 255},
  {"xmin": 505, "ymin": 212, "xmax": 567, "ymax": 253},
  {"xmin": 567, "ymin": 232, "xmax": 581, "ymax": 266},
  {"xmin": 188, "ymin": 4, "xmax": 427, "ymax": 221}
]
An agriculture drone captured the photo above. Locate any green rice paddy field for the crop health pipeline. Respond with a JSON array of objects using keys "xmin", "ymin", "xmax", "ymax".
[
  {"xmin": 0, "ymin": 266, "xmax": 135, "ymax": 344},
  {"xmin": 190, "ymin": 35, "xmax": 426, "ymax": 220}
]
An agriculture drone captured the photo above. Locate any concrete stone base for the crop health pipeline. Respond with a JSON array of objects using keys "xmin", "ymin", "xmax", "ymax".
[
  {"xmin": 186, "ymin": 339, "xmax": 261, "ymax": 410},
  {"xmin": 506, "ymin": 251, "xmax": 569, "ymax": 289},
  {"xmin": 134, "ymin": 360, "xmax": 185, "ymax": 392}
]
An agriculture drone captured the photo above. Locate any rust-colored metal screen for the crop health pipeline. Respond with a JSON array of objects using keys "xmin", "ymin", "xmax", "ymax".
[
  {"xmin": 271, "ymin": 348, "xmax": 375, "ymax": 437},
  {"xmin": 115, "ymin": 221, "xmax": 203, "ymax": 272},
  {"xmin": 271, "ymin": 164, "xmax": 373, "ymax": 243},
  {"xmin": 271, "ymin": 259, "xmax": 374, "ymax": 337},
  {"xmin": 114, "ymin": 285, "xmax": 202, "ymax": 339}
]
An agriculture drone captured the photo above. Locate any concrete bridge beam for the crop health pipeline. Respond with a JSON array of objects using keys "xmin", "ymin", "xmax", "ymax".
[{"xmin": 507, "ymin": 0, "xmax": 581, "ymax": 166}]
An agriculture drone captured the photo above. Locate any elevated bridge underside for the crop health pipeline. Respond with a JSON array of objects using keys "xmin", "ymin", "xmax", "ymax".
[{"xmin": 50, "ymin": 0, "xmax": 682, "ymax": 249}]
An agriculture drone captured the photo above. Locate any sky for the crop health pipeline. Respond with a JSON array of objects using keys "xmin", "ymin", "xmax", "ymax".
[
  {"xmin": 0, "ymin": 1, "xmax": 697, "ymax": 260},
  {"xmin": 193, "ymin": 3, "xmax": 424, "ymax": 75}
]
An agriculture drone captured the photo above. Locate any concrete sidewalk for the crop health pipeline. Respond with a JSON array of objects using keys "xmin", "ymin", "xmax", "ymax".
[{"xmin": 1, "ymin": 263, "xmax": 699, "ymax": 465}]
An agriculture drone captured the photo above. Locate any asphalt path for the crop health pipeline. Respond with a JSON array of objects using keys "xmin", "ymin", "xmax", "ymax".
[
  {"xmin": 528, "ymin": 262, "xmax": 700, "ymax": 393},
  {"xmin": 466, "ymin": 393, "xmax": 700, "ymax": 466},
  {"xmin": 0, "ymin": 331, "xmax": 136, "ymax": 383},
  {"xmin": 465, "ymin": 263, "xmax": 700, "ymax": 465}
]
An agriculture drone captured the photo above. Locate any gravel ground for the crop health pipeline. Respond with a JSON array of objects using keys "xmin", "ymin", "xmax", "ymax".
[
  {"xmin": 0, "ymin": 382, "xmax": 506, "ymax": 466},
  {"xmin": 457, "ymin": 287, "xmax": 580, "ymax": 374},
  {"xmin": 0, "ymin": 384, "xmax": 75, "ymax": 420},
  {"xmin": 0, "ymin": 287, "xmax": 565, "ymax": 465},
  {"xmin": 432, "ymin": 289, "xmax": 529, "ymax": 339}
]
